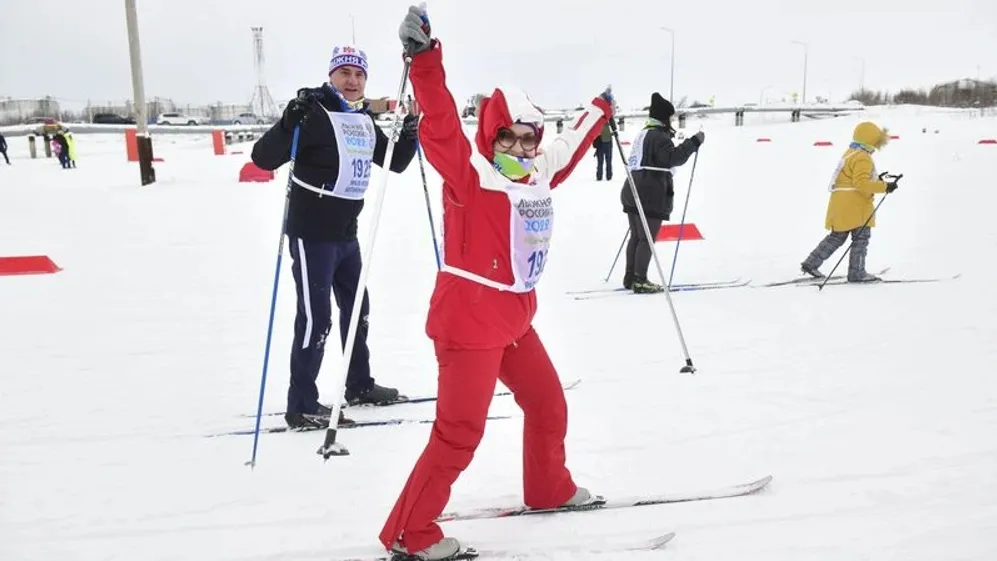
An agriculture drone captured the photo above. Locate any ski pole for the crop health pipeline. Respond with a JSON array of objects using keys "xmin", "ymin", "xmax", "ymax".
[
  {"xmin": 247, "ymin": 124, "xmax": 302, "ymax": 469},
  {"xmin": 608, "ymin": 110, "xmax": 697, "ymax": 374},
  {"xmin": 408, "ymin": 94, "xmax": 441, "ymax": 270},
  {"xmin": 603, "ymin": 227, "xmax": 629, "ymax": 282},
  {"xmin": 317, "ymin": 56, "xmax": 414, "ymax": 460},
  {"xmin": 819, "ymin": 173, "xmax": 901, "ymax": 291},
  {"xmin": 666, "ymin": 150, "xmax": 699, "ymax": 288}
]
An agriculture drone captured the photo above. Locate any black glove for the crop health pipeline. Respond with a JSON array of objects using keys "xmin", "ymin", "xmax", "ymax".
[
  {"xmin": 282, "ymin": 89, "xmax": 320, "ymax": 130},
  {"xmin": 880, "ymin": 172, "xmax": 902, "ymax": 193},
  {"xmin": 400, "ymin": 113, "xmax": 419, "ymax": 140},
  {"xmin": 399, "ymin": 4, "xmax": 432, "ymax": 56},
  {"xmin": 691, "ymin": 131, "xmax": 705, "ymax": 147}
]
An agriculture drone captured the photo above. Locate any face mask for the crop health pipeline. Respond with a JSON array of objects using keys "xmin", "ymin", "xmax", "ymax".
[{"xmin": 492, "ymin": 152, "xmax": 535, "ymax": 180}]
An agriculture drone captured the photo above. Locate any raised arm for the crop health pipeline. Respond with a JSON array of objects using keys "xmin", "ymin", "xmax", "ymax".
[
  {"xmin": 407, "ymin": 41, "xmax": 477, "ymax": 202},
  {"xmin": 536, "ymin": 97, "xmax": 614, "ymax": 188}
]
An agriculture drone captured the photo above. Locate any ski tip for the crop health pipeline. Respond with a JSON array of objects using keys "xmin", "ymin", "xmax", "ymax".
[
  {"xmin": 746, "ymin": 474, "xmax": 774, "ymax": 491},
  {"xmin": 647, "ymin": 532, "xmax": 677, "ymax": 550}
]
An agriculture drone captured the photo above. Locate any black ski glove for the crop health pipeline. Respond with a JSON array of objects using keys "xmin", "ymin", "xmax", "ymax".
[
  {"xmin": 879, "ymin": 172, "xmax": 903, "ymax": 193},
  {"xmin": 400, "ymin": 114, "xmax": 419, "ymax": 140},
  {"xmin": 691, "ymin": 131, "xmax": 705, "ymax": 147},
  {"xmin": 282, "ymin": 89, "xmax": 320, "ymax": 130}
]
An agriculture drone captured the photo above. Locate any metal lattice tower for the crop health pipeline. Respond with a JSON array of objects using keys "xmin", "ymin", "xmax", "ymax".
[{"xmin": 249, "ymin": 27, "xmax": 278, "ymax": 119}]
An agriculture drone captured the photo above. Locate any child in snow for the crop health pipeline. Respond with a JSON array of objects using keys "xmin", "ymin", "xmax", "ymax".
[{"xmin": 800, "ymin": 121, "xmax": 901, "ymax": 282}]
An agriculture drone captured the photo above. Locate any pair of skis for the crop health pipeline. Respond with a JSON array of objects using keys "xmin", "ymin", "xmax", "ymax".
[
  {"xmin": 568, "ymin": 277, "xmax": 750, "ymax": 300},
  {"xmin": 330, "ymin": 474, "xmax": 772, "ymax": 560},
  {"xmin": 754, "ymin": 267, "xmax": 962, "ymax": 288},
  {"xmin": 235, "ymin": 379, "xmax": 581, "ymax": 420},
  {"xmin": 570, "ymin": 267, "xmax": 960, "ymax": 298},
  {"xmin": 337, "ymin": 533, "xmax": 674, "ymax": 561},
  {"xmin": 209, "ymin": 379, "xmax": 582, "ymax": 438}
]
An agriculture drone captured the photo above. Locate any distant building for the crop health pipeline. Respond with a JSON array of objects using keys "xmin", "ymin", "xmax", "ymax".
[
  {"xmin": 0, "ymin": 97, "xmax": 61, "ymax": 125},
  {"xmin": 930, "ymin": 79, "xmax": 997, "ymax": 107}
]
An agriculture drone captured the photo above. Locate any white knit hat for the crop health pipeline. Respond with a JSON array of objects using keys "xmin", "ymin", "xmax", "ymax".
[{"xmin": 328, "ymin": 45, "xmax": 368, "ymax": 76}]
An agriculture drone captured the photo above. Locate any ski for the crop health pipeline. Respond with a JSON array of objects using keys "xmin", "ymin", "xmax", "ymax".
[
  {"xmin": 206, "ymin": 414, "xmax": 515, "ymax": 438},
  {"xmin": 572, "ymin": 278, "xmax": 750, "ymax": 300},
  {"xmin": 812, "ymin": 273, "xmax": 961, "ymax": 287},
  {"xmin": 756, "ymin": 267, "xmax": 891, "ymax": 288},
  {"xmin": 240, "ymin": 379, "xmax": 582, "ymax": 419},
  {"xmin": 328, "ymin": 531, "xmax": 675, "ymax": 561},
  {"xmin": 436, "ymin": 474, "xmax": 772, "ymax": 522},
  {"xmin": 567, "ymin": 277, "xmax": 745, "ymax": 296}
]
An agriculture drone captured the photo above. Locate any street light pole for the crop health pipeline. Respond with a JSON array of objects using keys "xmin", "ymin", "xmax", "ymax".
[
  {"xmin": 125, "ymin": 0, "xmax": 155, "ymax": 185},
  {"xmin": 660, "ymin": 27, "xmax": 675, "ymax": 102},
  {"xmin": 792, "ymin": 40, "xmax": 808, "ymax": 105}
]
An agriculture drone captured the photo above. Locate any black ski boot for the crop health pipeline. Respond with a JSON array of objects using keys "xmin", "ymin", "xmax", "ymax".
[
  {"xmin": 285, "ymin": 404, "xmax": 355, "ymax": 430},
  {"xmin": 631, "ymin": 277, "xmax": 665, "ymax": 294},
  {"xmin": 800, "ymin": 263, "xmax": 825, "ymax": 279},
  {"xmin": 346, "ymin": 383, "xmax": 407, "ymax": 406}
]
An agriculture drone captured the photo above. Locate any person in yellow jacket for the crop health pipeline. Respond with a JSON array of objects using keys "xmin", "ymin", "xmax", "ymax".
[
  {"xmin": 64, "ymin": 130, "xmax": 78, "ymax": 168},
  {"xmin": 800, "ymin": 121, "xmax": 901, "ymax": 282}
]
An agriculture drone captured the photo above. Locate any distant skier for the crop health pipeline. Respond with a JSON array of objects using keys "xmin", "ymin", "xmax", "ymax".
[
  {"xmin": 592, "ymin": 121, "xmax": 612, "ymax": 181},
  {"xmin": 64, "ymin": 130, "xmax": 78, "ymax": 168},
  {"xmin": 251, "ymin": 42, "xmax": 419, "ymax": 430},
  {"xmin": 800, "ymin": 121, "xmax": 900, "ymax": 282},
  {"xmin": 53, "ymin": 132, "xmax": 70, "ymax": 169},
  {"xmin": 0, "ymin": 131, "xmax": 9, "ymax": 164},
  {"xmin": 619, "ymin": 92, "xmax": 703, "ymax": 293}
]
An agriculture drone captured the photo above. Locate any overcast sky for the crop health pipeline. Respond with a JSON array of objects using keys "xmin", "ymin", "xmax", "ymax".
[{"xmin": 2, "ymin": 0, "xmax": 995, "ymax": 112}]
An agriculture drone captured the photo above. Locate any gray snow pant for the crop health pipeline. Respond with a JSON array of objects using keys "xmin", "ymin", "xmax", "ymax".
[{"xmin": 801, "ymin": 227, "xmax": 872, "ymax": 280}]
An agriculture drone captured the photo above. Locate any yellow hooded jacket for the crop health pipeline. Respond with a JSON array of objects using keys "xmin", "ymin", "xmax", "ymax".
[
  {"xmin": 824, "ymin": 122, "xmax": 890, "ymax": 231},
  {"xmin": 64, "ymin": 132, "xmax": 78, "ymax": 162}
]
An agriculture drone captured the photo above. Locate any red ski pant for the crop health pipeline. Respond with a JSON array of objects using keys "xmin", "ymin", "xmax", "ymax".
[{"xmin": 378, "ymin": 326, "xmax": 576, "ymax": 552}]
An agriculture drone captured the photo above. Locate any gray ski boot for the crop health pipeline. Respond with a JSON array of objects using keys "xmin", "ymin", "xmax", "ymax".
[{"xmin": 391, "ymin": 537, "xmax": 468, "ymax": 560}]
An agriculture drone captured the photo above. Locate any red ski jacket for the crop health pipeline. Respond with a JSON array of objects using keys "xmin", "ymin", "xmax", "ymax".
[{"xmin": 409, "ymin": 41, "xmax": 612, "ymax": 349}]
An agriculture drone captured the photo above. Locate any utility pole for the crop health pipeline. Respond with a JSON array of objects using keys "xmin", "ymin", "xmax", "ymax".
[
  {"xmin": 792, "ymin": 40, "xmax": 808, "ymax": 106},
  {"xmin": 660, "ymin": 27, "xmax": 675, "ymax": 102},
  {"xmin": 125, "ymin": 0, "xmax": 155, "ymax": 185}
]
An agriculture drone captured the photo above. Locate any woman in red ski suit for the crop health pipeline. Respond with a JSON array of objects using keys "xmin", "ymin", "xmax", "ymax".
[{"xmin": 381, "ymin": 6, "xmax": 616, "ymax": 559}]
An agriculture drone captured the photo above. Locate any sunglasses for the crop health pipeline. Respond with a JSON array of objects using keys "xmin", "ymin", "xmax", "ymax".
[{"xmin": 495, "ymin": 127, "xmax": 539, "ymax": 151}]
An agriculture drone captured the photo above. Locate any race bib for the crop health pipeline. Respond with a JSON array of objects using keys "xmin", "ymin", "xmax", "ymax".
[
  {"xmin": 627, "ymin": 129, "xmax": 648, "ymax": 170},
  {"xmin": 508, "ymin": 180, "xmax": 554, "ymax": 292},
  {"xmin": 323, "ymin": 111, "xmax": 377, "ymax": 200}
]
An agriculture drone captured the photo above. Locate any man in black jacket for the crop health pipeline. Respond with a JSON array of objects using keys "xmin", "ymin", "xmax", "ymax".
[
  {"xmin": 251, "ymin": 45, "xmax": 419, "ymax": 429},
  {"xmin": 620, "ymin": 92, "xmax": 703, "ymax": 293}
]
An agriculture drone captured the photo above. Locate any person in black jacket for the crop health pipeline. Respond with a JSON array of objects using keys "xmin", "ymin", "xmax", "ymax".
[
  {"xmin": 251, "ymin": 45, "xmax": 419, "ymax": 430},
  {"xmin": 620, "ymin": 92, "xmax": 703, "ymax": 293}
]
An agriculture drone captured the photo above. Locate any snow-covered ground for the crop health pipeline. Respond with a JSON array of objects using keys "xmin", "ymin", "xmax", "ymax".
[{"xmin": 2, "ymin": 105, "xmax": 996, "ymax": 561}]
